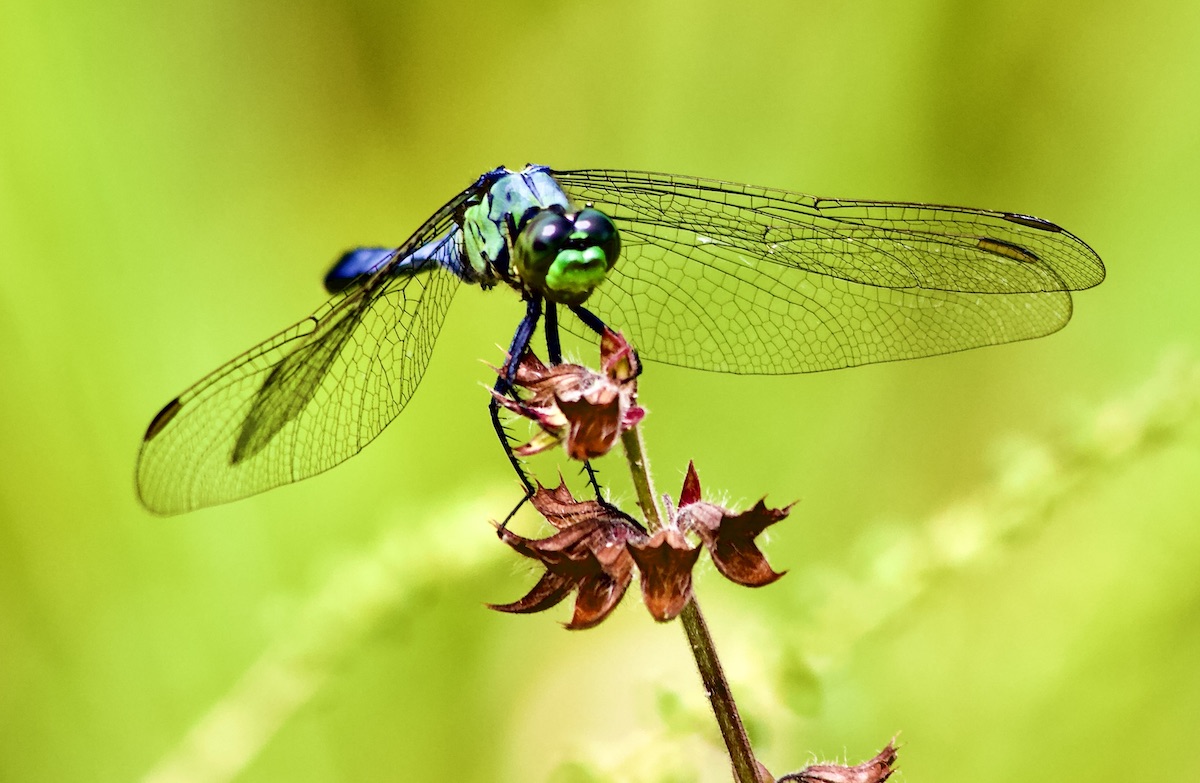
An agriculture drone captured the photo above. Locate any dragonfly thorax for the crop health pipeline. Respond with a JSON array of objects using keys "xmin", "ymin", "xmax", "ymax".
[{"xmin": 513, "ymin": 206, "xmax": 621, "ymax": 305}]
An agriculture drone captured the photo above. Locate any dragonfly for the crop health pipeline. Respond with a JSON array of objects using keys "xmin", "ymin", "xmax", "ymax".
[{"xmin": 136, "ymin": 165, "xmax": 1104, "ymax": 515}]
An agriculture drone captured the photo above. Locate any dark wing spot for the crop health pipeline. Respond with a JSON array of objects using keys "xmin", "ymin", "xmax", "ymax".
[
  {"xmin": 144, "ymin": 397, "xmax": 183, "ymax": 441},
  {"xmin": 1002, "ymin": 213, "xmax": 1063, "ymax": 232},
  {"xmin": 978, "ymin": 237, "xmax": 1041, "ymax": 264}
]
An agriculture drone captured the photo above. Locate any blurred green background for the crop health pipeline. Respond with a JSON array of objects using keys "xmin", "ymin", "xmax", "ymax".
[{"xmin": 3, "ymin": 0, "xmax": 1198, "ymax": 781}]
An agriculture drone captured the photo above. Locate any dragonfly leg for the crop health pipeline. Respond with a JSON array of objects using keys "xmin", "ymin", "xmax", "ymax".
[
  {"xmin": 544, "ymin": 300, "xmax": 563, "ymax": 364},
  {"xmin": 497, "ymin": 487, "xmax": 533, "ymax": 531},
  {"xmin": 581, "ymin": 461, "xmax": 605, "ymax": 501},
  {"xmin": 571, "ymin": 303, "xmax": 643, "ymax": 380},
  {"xmin": 567, "ymin": 303, "xmax": 608, "ymax": 337},
  {"xmin": 490, "ymin": 296, "xmax": 543, "ymax": 495},
  {"xmin": 544, "ymin": 302, "xmax": 607, "ymax": 501}
]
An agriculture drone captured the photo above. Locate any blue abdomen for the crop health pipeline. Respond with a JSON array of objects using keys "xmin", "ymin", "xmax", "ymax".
[
  {"xmin": 324, "ymin": 247, "xmax": 395, "ymax": 293},
  {"xmin": 323, "ymin": 236, "xmax": 452, "ymax": 293}
]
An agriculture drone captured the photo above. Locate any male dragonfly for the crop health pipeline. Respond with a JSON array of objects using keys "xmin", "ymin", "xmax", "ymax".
[{"xmin": 136, "ymin": 165, "xmax": 1104, "ymax": 515}]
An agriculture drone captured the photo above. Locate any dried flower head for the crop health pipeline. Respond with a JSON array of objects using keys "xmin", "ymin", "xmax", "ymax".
[
  {"xmin": 488, "ymin": 483, "xmax": 644, "ymax": 630},
  {"xmin": 491, "ymin": 463, "xmax": 789, "ymax": 629},
  {"xmin": 493, "ymin": 329, "xmax": 644, "ymax": 460}
]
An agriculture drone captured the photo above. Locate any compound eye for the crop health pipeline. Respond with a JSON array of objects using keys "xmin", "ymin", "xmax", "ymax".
[
  {"xmin": 528, "ymin": 210, "xmax": 572, "ymax": 254},
  {"xmin": 572, "ymin": 208, "xmax": 620, "ymax": 271},
  {"xmin": 515, "ymin": 209, "xmax": 574, "ymax": 284}
]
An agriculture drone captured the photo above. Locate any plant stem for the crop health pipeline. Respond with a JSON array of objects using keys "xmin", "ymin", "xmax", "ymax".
[
  {"xmin": 680, "ymin": 600, "xmax": 761, "ymax": 783},
  {"xmin": 619, "ymin": 426, "xmax": 763, "ymax": 783},
  {"xmin": 620, "ymin": 422, "xmax": 663, "ymax": 530}
]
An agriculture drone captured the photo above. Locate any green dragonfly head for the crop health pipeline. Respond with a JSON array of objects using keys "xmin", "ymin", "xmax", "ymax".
[{"xmin": 514, "ymin": 206, "xmax": 620, "ymax": 305}]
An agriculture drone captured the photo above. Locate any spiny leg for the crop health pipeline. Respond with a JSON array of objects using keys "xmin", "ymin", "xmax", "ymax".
[
  {"xmin": 544, "ymin": 302, "xmax": 605, "ymax": 500},
  {"xmin": 568, "ymin": 303, "xmax": 609, "ymax": 338},
  {"xmin": 568, "ymin": 304, "xmax": 644, "ymax": 517},
  {"xmin": 490, "ymin": 296, "xmax": 543, "ymax": 503}
]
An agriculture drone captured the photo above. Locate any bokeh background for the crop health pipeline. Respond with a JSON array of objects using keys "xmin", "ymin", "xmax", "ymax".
[{"xmin": 3, "ymin": 1, "xmax": 1199, "ymax": 781}]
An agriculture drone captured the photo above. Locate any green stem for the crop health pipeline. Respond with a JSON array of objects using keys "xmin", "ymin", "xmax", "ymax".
[
  {"xmin": 619, "ymin": 426, "xmax": 763, "ymax": 783},
  {"xmin": 680, "ymin": 600, "xmax": 761, "ymax": 783},
  {"xmin": 620, "ymin": 423, "xmax": 663, "ymax": 530}
]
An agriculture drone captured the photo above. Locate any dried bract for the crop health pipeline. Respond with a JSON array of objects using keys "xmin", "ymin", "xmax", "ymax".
[
  {"xmin": 628, "ymin": 528, "xmax": 701, "ymax": 622},
  {"xmin": 775, "ymin": 741, "xmax": 898, "ymax": 783},
  {"xmin": 674, "ymin": 462, "xmax": 789, "ymax": 587}
]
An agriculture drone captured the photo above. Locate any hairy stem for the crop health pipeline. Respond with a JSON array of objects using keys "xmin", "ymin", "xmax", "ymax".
[
  {"xmin": 620, "ymin": 426, "xmax": 763, "ymax": 783},
  {"xmin": 620, "ymin": 422, "xmax": 663, "ymax": 530}
]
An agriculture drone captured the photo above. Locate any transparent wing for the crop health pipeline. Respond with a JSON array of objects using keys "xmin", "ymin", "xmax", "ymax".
[
  {"xmin": 136, "ymin": 199, "xmax": 471, "ymax": 515},
  {"xmin": 552, "ymin": 169, "xmax": 1104, "ymax": 374}
]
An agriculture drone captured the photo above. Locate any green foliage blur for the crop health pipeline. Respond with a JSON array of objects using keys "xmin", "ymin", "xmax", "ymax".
[{"xmin": 3, "ymin": 1, "xmax": 1198, "ymax": 781}]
